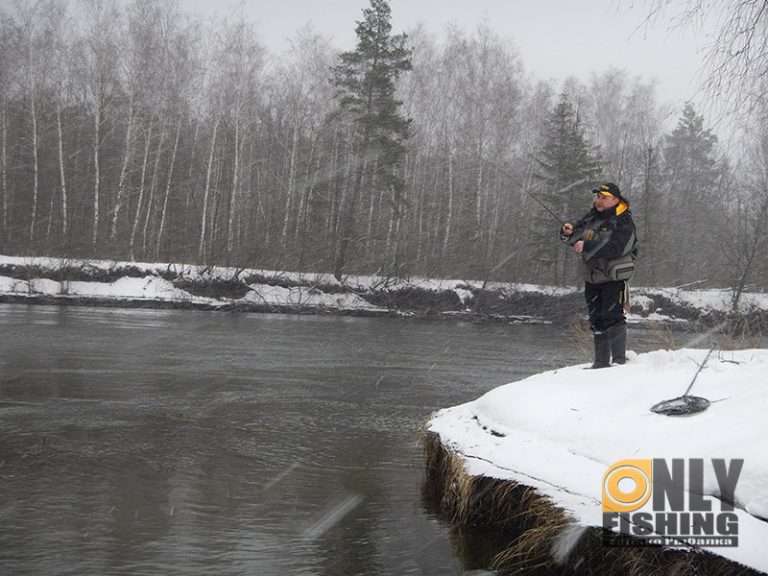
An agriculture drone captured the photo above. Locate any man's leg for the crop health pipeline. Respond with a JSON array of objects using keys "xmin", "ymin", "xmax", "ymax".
[
  {"xmin": 609, "ymin": 323, "xmax": 627, "ymax": 364},
  {"xmin": 603, "ymin": 281, "xmax": 628, "ymax": 364},
  {"xmin": 585, "ymin": 282, "xmax": 611, "ymax": 369}
]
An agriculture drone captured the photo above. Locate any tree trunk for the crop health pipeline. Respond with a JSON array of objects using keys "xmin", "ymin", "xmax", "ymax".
[
  {"xmin": 643, "ymin": 145, "xmax": 656, "ymax": 284},
  {"xmin": 475, "ymin": 151, "xmax": 483, "ymax": 229},
  {"xmin": 486, "ymin": 169, "xmax": 503, "ymax": 272},
  {"xmin": 198, "ymin": 119, "xmax": 219, "ymax": 262},
  {"xmin": 227, "ymin": 114, "xmax": 241, "ymax": 257},
  {"xmin": 442, "ymin": 151, "xmax": 454, "ymax": 260},
  {"xmin": 326, "ymin": 131, "xmax": 339, "ymax": 242},
  {"xmin": 157, "ymin": 116, "xmax": 181, "ymax": 259},
  {"xmin": 142, "ymin": 118, "xmax": 167, "ymax": 255},
  {"xmin": 334, "ymin": 144, "xmax": 368, "ymax": 280},
  {"xmin": 111, "ymin": 96, "xmax": 134, "ymax": 242},
  {"xmin": 252, "ymin": 133, "xmax": 266, "ymax": 245},
  {"xmin": 210, "ymin": 155, "xmax": 223, "ymax": 259},
  {"xmin": 295, "ymin": 134, "xmax": 318, "ymax": 269},
  {"xmin": 243, "ymin": 136, "xmax": 256, "ymax": 257},
  {"xmin": 385, "ymin": 190, "xmax": 395, "ymax": 261},
  {"xmin": 390, "ymin": 188, "xmax": 404, "ymax": 275},
  {"xmin": 92, "ymin": 91, "xmax": 101, "ymax": 250},
  {"xmin": 415, "ymin": 158, "xmax": 425, "ymax": 269},
  {"xmin": 732, "ymin": 194, "xmax": 768, "ymax": 312},
  {"xmin": 281, "ymin": 121, "xmax": 299, "ymax": 248},
  {"xmin": 331, "ymin": 134, "xmax": 350, "ymax": 261},
  {"xmin": 1, "ymin": 98, "xmax": 7, "ymax": 243},
  {"xmin": 130, "ymin": 121, "xmax": 154, "ymax": 260},
  {"xmin": 365, "ymin": 170, "xmax": 376, "ymax": 257},
  {"xmin": 177, "ymin": 118, "xmax": 199, "ymax": 252},
  {"xmin": 45, "ymin": 187, "xmax": 55, "ymax": 247},
  {"xmin": 364, "ymin": 155, "xmax": 379, "ymax": 260},
  {"xmin": 56, "ymin": 101, "xmax": 69, "ymax": 243},
  {"xmin": 30, "ymin": 74, "xmax": 40, "ymax": 246},
  {"xmin": 294, "ymin": 134, "xmax": 316, "ymax": 243}
]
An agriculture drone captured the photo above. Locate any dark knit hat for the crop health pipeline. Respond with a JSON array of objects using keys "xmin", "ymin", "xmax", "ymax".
[{"xmin": 592, "ymin": 182, "xmax": 625, "ymax": 202}]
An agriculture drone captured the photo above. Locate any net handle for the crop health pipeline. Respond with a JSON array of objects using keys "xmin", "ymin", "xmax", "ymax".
[{"xmin": 681, "ymin": 345, "xmax": 716, "ymax": 397}]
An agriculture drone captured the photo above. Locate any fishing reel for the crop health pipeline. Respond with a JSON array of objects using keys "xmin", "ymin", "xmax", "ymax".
[{"xmin": 560, "ymin": 225, "xmax": 598, "ymax": 246}]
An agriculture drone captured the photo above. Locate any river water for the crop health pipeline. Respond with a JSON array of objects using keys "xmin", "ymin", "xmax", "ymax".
[{"xmin": 0, "ymin": 304, "xmax": 668, "ymax": 575}]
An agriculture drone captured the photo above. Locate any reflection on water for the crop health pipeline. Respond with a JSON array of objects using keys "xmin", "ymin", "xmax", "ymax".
[{"xmin": 0, "ymin": 304, "xmax": 666, "ymax": 575}]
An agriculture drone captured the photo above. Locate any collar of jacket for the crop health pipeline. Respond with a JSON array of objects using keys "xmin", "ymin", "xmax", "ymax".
[
  {"xmin": 592, "ymin": 201, "xmax": 628, "ymax": 220},
  {"xmin": 590, "ymin": 207, "xmax": 613, "ymax": 220}
]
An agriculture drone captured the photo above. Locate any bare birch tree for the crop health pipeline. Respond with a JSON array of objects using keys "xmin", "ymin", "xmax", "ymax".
[{"xmin": 75, "ymin": 0, "xmax": 121, "ymax": 251}]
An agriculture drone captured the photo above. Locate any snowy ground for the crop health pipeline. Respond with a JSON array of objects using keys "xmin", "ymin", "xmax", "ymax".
[
  {"xmin": 1, "ymin": 254, "xmax": 767, "ymax": 321},
  {"xmin": 428, "ymin": 349, "xmax": 768, "ymax": 573}
]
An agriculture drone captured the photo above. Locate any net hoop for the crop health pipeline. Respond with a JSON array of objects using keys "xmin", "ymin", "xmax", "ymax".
[{"xmin": 650, "ymin": 395, "xmax": 710, "ymax": 416}]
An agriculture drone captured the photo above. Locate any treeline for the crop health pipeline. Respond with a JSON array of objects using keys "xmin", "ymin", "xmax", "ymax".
[{"xmin": 1, "ymin": 0, "xmax": 767, "ymax": 288}]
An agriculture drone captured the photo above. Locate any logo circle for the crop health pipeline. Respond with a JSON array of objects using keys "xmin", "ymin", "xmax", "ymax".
[{"xmin": 604, "ymin": 463, "xmax": 651, "ymax": 511}]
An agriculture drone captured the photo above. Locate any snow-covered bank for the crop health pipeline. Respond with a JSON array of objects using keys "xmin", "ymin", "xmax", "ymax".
[
  {"xmin": 427, "ymin": 349, "xmax": 768, "ymax": 574},
  {"xmin": 1, "ymin": 254, "xmax": 766, "ymax": 325},
  {"xmin": 0, "ymin": 255, "xmax": 391, "ymax": 315}
]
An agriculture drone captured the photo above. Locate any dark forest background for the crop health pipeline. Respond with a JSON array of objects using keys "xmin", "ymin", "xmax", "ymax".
[{"xmin": 2, "ymin": 0, "xmax": 768, "ymax": 289}]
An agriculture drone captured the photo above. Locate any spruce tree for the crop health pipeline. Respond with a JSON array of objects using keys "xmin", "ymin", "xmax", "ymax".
[
  {"xmin": 533, "ymin": 93, "xmax": 601, "ymax": 285},
  {"xmin": 664, "ymin": 103, "xmax": 719, "ymax": 196},
  {"xmin": 330, "ymin": 0, "xmax": 412, "ymax": 280},
  {"xmin": 661, "ymin": 102, "xmax": 725, "ymax": 281}
]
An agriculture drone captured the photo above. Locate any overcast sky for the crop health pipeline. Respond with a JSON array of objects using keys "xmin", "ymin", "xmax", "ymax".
[{"xmin": 181, "ymin": 0, "xmax": 715, "ymax": 115}]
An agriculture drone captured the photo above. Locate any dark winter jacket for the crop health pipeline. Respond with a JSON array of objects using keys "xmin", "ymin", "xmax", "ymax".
[{"xmin": 562, "ymin": 202, "xmax": 638, "ymax": 284}]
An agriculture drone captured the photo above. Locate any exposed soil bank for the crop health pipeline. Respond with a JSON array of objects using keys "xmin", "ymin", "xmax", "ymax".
[{"xmin": 422, "ymin": 431, "xmax": 763, "ymax": 576}]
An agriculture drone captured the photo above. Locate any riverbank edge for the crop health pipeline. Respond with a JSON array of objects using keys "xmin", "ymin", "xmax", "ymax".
[
  {"xmin": 0, "ymin": 291, "xmax": 554, "ymax": 324},
  {"xmin": 0, "ymin": 258, "xmax": 728, "ymax": 326},
  {"xmin": 422, "ymin": 431, "xmax": 762, "ymax": 575}
]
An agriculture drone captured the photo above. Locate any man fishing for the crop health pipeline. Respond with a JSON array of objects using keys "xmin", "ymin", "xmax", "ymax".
[{"xmin": 560, "ymin": 182, "xmax": 638, "ymax": 368}]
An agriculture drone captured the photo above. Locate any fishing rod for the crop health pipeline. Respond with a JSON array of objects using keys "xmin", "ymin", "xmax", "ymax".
[
  {"xmin": 524, "ymin": 177, "xmax": 593, "ymax": 225},
  {"xmin": 485, "ymin": 158, "xmax": 591, "ymax": 226},
  {"xmin": 476, "ymin": 158, "xmax": 593, "ymax": 282},
  {"xmin": 524, "ymin": 187, "xmax": 569, "ymax": 226}
]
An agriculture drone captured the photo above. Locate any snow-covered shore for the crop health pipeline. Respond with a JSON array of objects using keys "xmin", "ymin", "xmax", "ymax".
[
  {"xmin": 427, "ymin": 349, "xmax": 768, "ymax": 574},
  {"xmin": 1, "ymin": 254, "xmax": 767, "ymax": 325}
]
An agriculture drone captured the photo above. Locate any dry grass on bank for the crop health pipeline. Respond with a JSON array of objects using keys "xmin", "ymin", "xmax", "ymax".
[{"xmin": 422, "ymin": 431, "xmax": 761, "ymax": 576}]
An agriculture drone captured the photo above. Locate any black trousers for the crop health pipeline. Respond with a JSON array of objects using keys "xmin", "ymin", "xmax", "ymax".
[{"xmin": 585, "ymin": 280, "xmax": 627, "ymax": 334}]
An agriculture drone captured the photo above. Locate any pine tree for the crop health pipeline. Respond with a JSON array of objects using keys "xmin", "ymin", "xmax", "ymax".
[
  {"xmin": 533, "ymin": 93, "xmax": 601, "ymax": 285},
  {"xmin": 330, "ymin": 0, "xmax": 412, "ymax": 280},
  {"xmin": 661, "ymin": 102, "xmax": 726, "ymax": 281},
  {"xmin": 664, "ymin": 103, "xmax": 719, "ymax": 196}
]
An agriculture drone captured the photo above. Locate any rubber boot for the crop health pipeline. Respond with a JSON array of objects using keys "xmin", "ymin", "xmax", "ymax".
[
  {"xmin": 609, "ymin": 324, "xmax": 627, "ymax": 365},
  {"xmin": 591, "ymin": 332, "xmax": 611, "ymax": 369}
]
